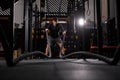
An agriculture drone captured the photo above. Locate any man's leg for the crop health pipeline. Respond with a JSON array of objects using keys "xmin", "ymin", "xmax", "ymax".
[
  {"xmin": 56, "ymin": 38, "xmax": 65, "ymax": 57},
  {"xmin": 45, "ymin": 36, "xmax": 52, "ymax": 56},
  {"xmin": 45, "ymin": 44, "xmax": 49, "ymax": 56},
  {"xmin": 58, "ymin": 43, "xmax": 65, "ymax": 56}
]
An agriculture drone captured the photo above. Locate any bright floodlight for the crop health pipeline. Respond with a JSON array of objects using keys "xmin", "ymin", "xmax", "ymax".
[{"xmin": 78, "ymin": 18, "xmax": 85, "ymax": 26}]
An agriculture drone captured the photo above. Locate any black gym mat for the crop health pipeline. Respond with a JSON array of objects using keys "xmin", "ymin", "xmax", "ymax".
[{"xmin": 0, "ymin": 59, "xmax": 120, "ymax": 80}]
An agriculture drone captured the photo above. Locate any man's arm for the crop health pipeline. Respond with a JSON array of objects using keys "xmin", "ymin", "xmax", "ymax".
[
  {"xmin": 59, "ymin": 24, "xmax": 66, "ymax": 35},
  {"xmin": 45, "ymin": 24, "xmax": 51, "ymax": 33}
]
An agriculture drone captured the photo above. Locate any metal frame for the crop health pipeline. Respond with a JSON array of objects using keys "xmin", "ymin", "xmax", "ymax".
[
  {"xmin": 24, "ymin": 0, "xmax": 29, "ymax": 52},
  {"xmin": 0, "ymin": 1, "xmax": 13, "ymax": 66},
  {"xmin": 96, "ymin": 0, "xmax": 103, "ymax": 54}
]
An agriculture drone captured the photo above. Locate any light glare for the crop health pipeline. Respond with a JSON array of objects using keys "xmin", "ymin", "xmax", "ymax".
[{"xmin": 78, "ymin": 18, "xmax": 85, "ymax": 26}]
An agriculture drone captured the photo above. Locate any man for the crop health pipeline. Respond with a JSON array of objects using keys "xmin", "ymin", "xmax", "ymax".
[{"xmin": 45, "ymin": 18, "xmax": 66, "ymax": 57}]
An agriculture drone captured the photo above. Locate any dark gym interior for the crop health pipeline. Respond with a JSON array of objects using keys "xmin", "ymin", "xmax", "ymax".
[{"xmin": 0, "ymin": 0, "xmax": 120, "ymax": 80}]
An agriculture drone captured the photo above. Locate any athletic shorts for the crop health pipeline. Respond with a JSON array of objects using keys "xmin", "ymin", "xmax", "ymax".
[{"xmin": 48, "ymin": 36, "xmax": 62, "ymax": 45}]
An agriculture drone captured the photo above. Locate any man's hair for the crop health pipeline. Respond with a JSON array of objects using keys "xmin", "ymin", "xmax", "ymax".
[{"xmin": 52, "ymin": 17, "xmax": 57, "ymax": 22}]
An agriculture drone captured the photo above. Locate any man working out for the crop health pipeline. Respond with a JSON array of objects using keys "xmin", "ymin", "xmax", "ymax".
[{"xmin": 45, "ymin": 18, "xmax": 66, "ymax": 57}]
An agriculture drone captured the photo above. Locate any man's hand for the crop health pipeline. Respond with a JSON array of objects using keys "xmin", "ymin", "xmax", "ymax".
[
  {"xmin": 63, "ymin": 31, "xmax": 66, "ymax": 35},
  {"xmin": 45, "ymin": 29, "xmax": 49, "ymax": 32}
]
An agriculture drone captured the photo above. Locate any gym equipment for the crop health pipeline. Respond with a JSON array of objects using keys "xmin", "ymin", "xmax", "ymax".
[{"xmin": 1, "ymin": 0, "xmax": 120, "ymax": 67}]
